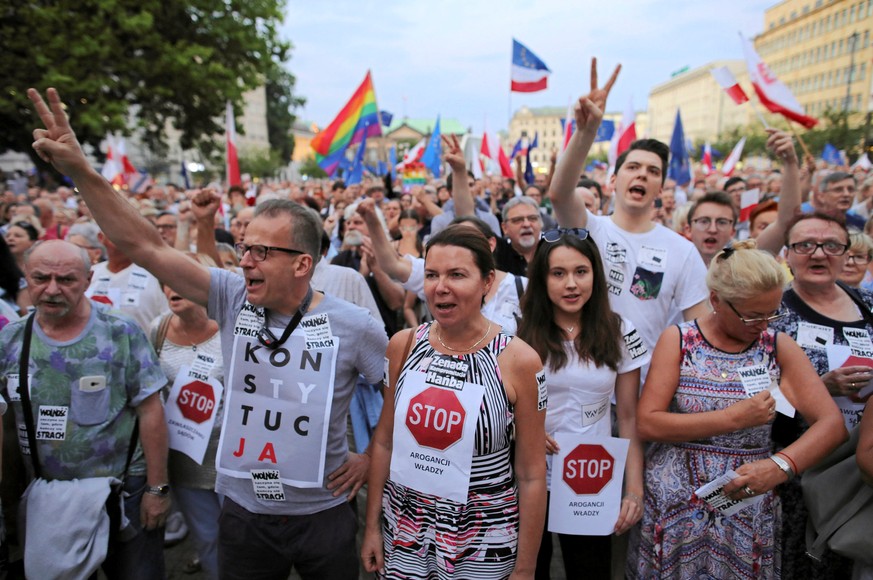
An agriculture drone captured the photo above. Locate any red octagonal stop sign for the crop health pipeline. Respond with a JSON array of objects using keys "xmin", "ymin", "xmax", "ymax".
[
  {"xmin": 405, "ymin": 387, "xmax": 466, "ymax": 451},
  {"xmin": 176, "ymin": 380, "xmax": 216, "ymax": 424},
  {"xmin": 563, "ymin": 444, "xmax": 614, "ymax": 495}
]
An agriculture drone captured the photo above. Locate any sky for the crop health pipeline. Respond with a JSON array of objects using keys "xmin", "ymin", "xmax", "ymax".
[{"xmin": 282, "ymin": 0, "xmax": 773, "ymax": 136}]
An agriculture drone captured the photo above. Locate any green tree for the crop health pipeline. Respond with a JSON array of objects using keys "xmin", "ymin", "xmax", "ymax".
[
  {"xmin": 0, "ymin": 0, "xmax": 295, "ymax": 173},
  {"xmin": 238, "ymin": 146, "xmax": 284, "ymax": 179},
  {"xmin": 266, "ymin": 65, "xmax": 305, "ymax": 162},
  {"xmin": 299, "ymin": 156, "xmax": 327, "ymax": 179}
]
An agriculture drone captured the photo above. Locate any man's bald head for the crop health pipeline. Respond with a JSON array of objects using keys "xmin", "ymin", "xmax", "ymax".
[
  {"xmin": 26, "ymin": 240, "xmax": 91, "ymax": 274},
  {"xmin": 25, "ymin": 240, "xmax": 93, "ymax": 322}
]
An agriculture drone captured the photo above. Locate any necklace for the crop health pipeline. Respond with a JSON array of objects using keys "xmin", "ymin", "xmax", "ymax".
[
  {"xmin": 565, "ymin": 325, "xmax": 575, "ymax": 334},
  {"xmin": 435, "ymin": 321, "xmax": 492, "ymax": 352},
  {"xmin": 173, "ymin": 316, "xmax": 199, "ymax": 352}
]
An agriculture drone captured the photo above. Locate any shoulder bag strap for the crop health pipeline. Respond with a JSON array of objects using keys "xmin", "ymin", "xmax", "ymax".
[
  {"xmin": 153, "ymin": 313, "xmax": 172, "ymax": 357},
  {"xmin": 18, "ymin": 313, "xmax": 41, "ymax": 478}
]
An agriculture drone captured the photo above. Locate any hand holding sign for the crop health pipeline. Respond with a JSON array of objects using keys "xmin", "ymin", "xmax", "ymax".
[
  {"xmin": 725, "ymin": 390, "xmax": 775, "ymax": 428},
  {"xmin": 821, "ymin": 364, "xmax": 873, "ymax": 397}
]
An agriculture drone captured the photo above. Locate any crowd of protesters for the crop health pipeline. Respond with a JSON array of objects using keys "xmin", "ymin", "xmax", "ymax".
[{"xmin": 0, "ymin": 74, "xmax": 870, "ymax": 580}]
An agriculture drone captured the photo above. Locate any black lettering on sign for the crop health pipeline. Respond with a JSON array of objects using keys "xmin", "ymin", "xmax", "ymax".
[
  {"xmin": 269, "ymin": 348, "xmax": 291, "ymax": 368},
  {"xmin": 623, "ymin": 329, "xmax": 646, "ymax": 359},
  {"xmin": 245, "ymin": 343, "xmax": 261, "ymax": 364},
  {"xmin": 300, "ymin": 351, "xmax": 322, "ymax": 372},
  {"xmin": 39, "ymin": 408, "xmax": 67, "ymax": 418}
]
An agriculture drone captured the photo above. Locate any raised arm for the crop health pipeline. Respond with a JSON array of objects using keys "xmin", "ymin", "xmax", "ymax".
[
  {"xmin": 757, "ymin": 129, "xmax": 800, "ymax": 255},
  {"xmin": 550, "ymin": 59, "xmax": 620, "ymax": 229},
  {"xmin": 443, "ymin": 135, "xmax": 474, "ymax": 218},
  {"xmin": 357, "ymin": 198, "xmax": 412, "ymax": 282},
  {"xmin": 28, "ymin": 88, "xmax": 211, "ymax": 305},
  {"xmin": 190, "ymin": 188, "xmax": 224, "ymax": 267}
]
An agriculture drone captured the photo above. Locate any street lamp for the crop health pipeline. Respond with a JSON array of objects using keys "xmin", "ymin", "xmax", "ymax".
[{"xmin": 845, "ymin": 31, "xmax": 860, "ymax": 113}]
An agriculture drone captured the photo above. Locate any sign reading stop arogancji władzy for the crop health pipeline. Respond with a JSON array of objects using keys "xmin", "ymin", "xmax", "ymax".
[
  {"xmin": 390, "ymin": 356, "xmax": 485, "ymax": 503},
  {"xmin": 164, "ymin": 362, "xmax": 224, "ymax": 465},
  {"xmin": 548, "ymin": 434, "xmax": 629, "ymax": 535}
]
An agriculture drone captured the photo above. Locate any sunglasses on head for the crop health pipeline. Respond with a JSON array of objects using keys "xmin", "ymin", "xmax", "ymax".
[{"xmin": 540, "ymin": 228, "xmax": 590, "ymax": 243}]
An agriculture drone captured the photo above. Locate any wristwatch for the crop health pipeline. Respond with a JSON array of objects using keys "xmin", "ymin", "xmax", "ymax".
[
  {"xmin": 145, "ymin": 483, "xmax": 171, "ymax": 497},
  {"xmin": 769, "ymin": 455, "xmax": 795, "ymax": 481}
]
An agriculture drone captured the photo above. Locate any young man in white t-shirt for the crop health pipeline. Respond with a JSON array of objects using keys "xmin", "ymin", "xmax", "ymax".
[{"xmin": 548, "ymin": 60, "xmax": 710, "ymax": 357}]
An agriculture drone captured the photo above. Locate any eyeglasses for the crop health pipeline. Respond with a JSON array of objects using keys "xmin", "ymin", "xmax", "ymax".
[
  {"xmin": 824, "ymin": 185, "xmax": 856, "ymax": 194},
  {"xmin": 234, "ymin": 243, "xmax": 304, "ymax": 262},
  {"xmin": 726, "ymin": 301, "xmax": 786, "ymax": 325},
  {"xmin": 788, "ymin": 241, "xmax": 849, "ymax": 256},
  {"xmin": 846, "ymin": 254, "xmax": 873, "ymax": 265},
  {"xmin": 155, "ymin": 224, "xmax": 177, "ymax": 231},
  {"xmin": 506, "ymin": 215, "xmax": 541, "ymax": 226},
  {"xmin": 690, "ymin": 217, "xmax": 735, "ymax": 231},
  {"xmin": 540, "ymin": 228, "xmax": 590, "ymax": 243}
]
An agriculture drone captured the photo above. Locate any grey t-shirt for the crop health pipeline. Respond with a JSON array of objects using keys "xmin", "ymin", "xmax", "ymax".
[{"xmin": 207, "ymin": 268, "xmax": 387, "ymax": 515}]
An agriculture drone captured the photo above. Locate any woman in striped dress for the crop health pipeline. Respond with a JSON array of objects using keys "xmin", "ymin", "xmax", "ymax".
[{"xmin": 361, "ymin": 224, "xmax": 547, "ymax": 579}]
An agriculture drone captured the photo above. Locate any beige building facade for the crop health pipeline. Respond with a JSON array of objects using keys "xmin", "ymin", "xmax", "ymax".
[
  {"xmin": 508, "ymin": 106, "xmax": 649, "ymax": 166},
  {"xmin": 647, "ymin": 60, "xmax": 755, "ymax": 144},
  {"xmin": 756, "ymin": 0, "xmax": 873, "ymax": 118}
]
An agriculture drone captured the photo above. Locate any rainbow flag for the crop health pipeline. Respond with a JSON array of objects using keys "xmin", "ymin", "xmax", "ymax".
[{"xmin": 312, "ymin": 71, "xmax": 382, "ymax": 176}]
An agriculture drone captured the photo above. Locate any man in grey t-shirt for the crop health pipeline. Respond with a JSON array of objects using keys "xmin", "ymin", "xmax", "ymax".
[{"xmin": 28, "ymin": 88, "xmax": 388, "ymax": 580}]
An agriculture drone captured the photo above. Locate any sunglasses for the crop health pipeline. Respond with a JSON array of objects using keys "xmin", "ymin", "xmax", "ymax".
[{"xmin": 540, "ymin": 228, "xmax": 590, "ymax": 243}]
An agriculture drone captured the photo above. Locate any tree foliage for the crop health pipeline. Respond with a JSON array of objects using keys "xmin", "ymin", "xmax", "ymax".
[
  {"xmin": 299, "ymin": 156, "xmax": 327, "ymax": 179},
  {"xmin": 266, "ymin": 65, "xmax": 305, "ymax": 162},
  {"xmin": 239, "ymin": 146, "xmax": 285, "ymax": 179},
  {"xmin": 0, "ymin": 0, "xmax": 296, "ymax": 169},
  {"xmin": 711, "ymin": 109, "xmax": 869, "ymax": 164}
]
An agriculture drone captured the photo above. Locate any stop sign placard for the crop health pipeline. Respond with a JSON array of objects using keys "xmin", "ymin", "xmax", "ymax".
[
  {"xmin": 563, "ymin": 444, "xmax": 614, "ymax": 495},
  {"xmin": 405, "ymin": 387, "xmax": 466, "ymax": 451},
  {"xmin": 176, "ymin": 380, "xmax": 216, "ymax": 424}
]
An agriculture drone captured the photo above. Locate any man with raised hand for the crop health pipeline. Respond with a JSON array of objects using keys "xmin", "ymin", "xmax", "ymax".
[
  {"xmin": 28, "ymin": 88, "xmax": 387, "ymax": 580},
  {"xmin": 548, "ymin": 60, "xmax": 710, "ymax": 361}
]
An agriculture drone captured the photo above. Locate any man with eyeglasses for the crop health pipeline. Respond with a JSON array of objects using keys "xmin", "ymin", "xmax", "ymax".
[
  {"xmin": 804, "ymin": 171, "xmax": 866, "ymax": 230},
  {"xmin": 685, "ymin": 192, "xmax": 738, "ymax": 267},
  {"xmin": 494, "ymin": 197, "xmax": 544, "ymax": 276},
  {"xmin": 28, "ymin": 88, "xmax": 388, "ymax": 580}
]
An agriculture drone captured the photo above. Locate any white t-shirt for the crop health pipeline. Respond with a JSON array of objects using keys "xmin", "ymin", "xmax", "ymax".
[
  {"xmin": 544, "ymin": 317, "xmax": 650, "ymax": 439},
  {"xmin": 86, "ymin": 262, "xmax": 169, "ymax": 333},
  {"xmin": 401, "ymin": 256, "xmax": 527, "ymax": 335},
  {"xmin": 586, "ymin": 212, "xmax": 708, "ymax": 358}
]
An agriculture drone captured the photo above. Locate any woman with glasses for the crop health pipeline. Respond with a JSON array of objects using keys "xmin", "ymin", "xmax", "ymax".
[
  {"xmin": 839, "ymin": 231, "xmax": 873, "ymax": 290},
  {"xmin": 769, "ymin": 212, "xmax": 869, "ymax": 579},
  {"xmin": 517, "ymin": 228, "xmax": 649, "ymax": 580},
  {"xmin": 630, "ymin": 240, "xmax": 844, "ymax": 579}
]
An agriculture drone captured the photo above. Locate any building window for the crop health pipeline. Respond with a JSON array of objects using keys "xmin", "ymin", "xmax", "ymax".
[
  {"xmin": 862, "ymin": 62, "xmax": 867, "ymax": 80},
  {"xmin": 865, "ymin": 30, "xmax": 870, "ymax": 48},
  {"xmin": 840, "ymin": 38, "xmax": 845, "ymax": 54}
]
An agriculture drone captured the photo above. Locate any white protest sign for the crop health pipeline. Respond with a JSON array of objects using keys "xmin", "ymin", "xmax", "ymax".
[
  {"xmin": 390, "ymin": 358, "xmax": 485, "ymax": 503},
  {"xmin": 826, "ymin": 344, "xmax": 873, "ymax": 430},
  {"xmin": 217, "ymin": 328, "xmax": 337, "ymax": 489},
  {"xmin": 694, "ymin": 470, "xmax": 765, "ymax": 517},
  {"xmin": 164, "ymin": 365, "xmax": 224, "ymax": 464},
  {"xmin": 548, "ymin": 434, "xmax": 629, "ymax": 536}
]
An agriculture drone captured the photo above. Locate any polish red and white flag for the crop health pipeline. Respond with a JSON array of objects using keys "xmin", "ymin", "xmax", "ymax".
[
  {"xmin": 226, "ymin": 101, "xmax": 241, "ymax": 187},
  {"xmin": 721, "ymin": 137, "xmax": 746, "ymax": 177},
  {"xmin": 710, "ymin": 66, "xmax": 750, "ymax": 105},
  {"xmin": 741, "ymin": 35, "xmax": 818, "ymax": 128}
]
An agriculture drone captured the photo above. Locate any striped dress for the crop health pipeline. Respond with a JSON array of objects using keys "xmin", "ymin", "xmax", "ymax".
[
  {"xmin": 629, "ymin": 321, "xmax": 781, "ymax": 579},
  {"xmin": 381, "ymin": 323, "xmax": 517, "ymax": 579}
]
